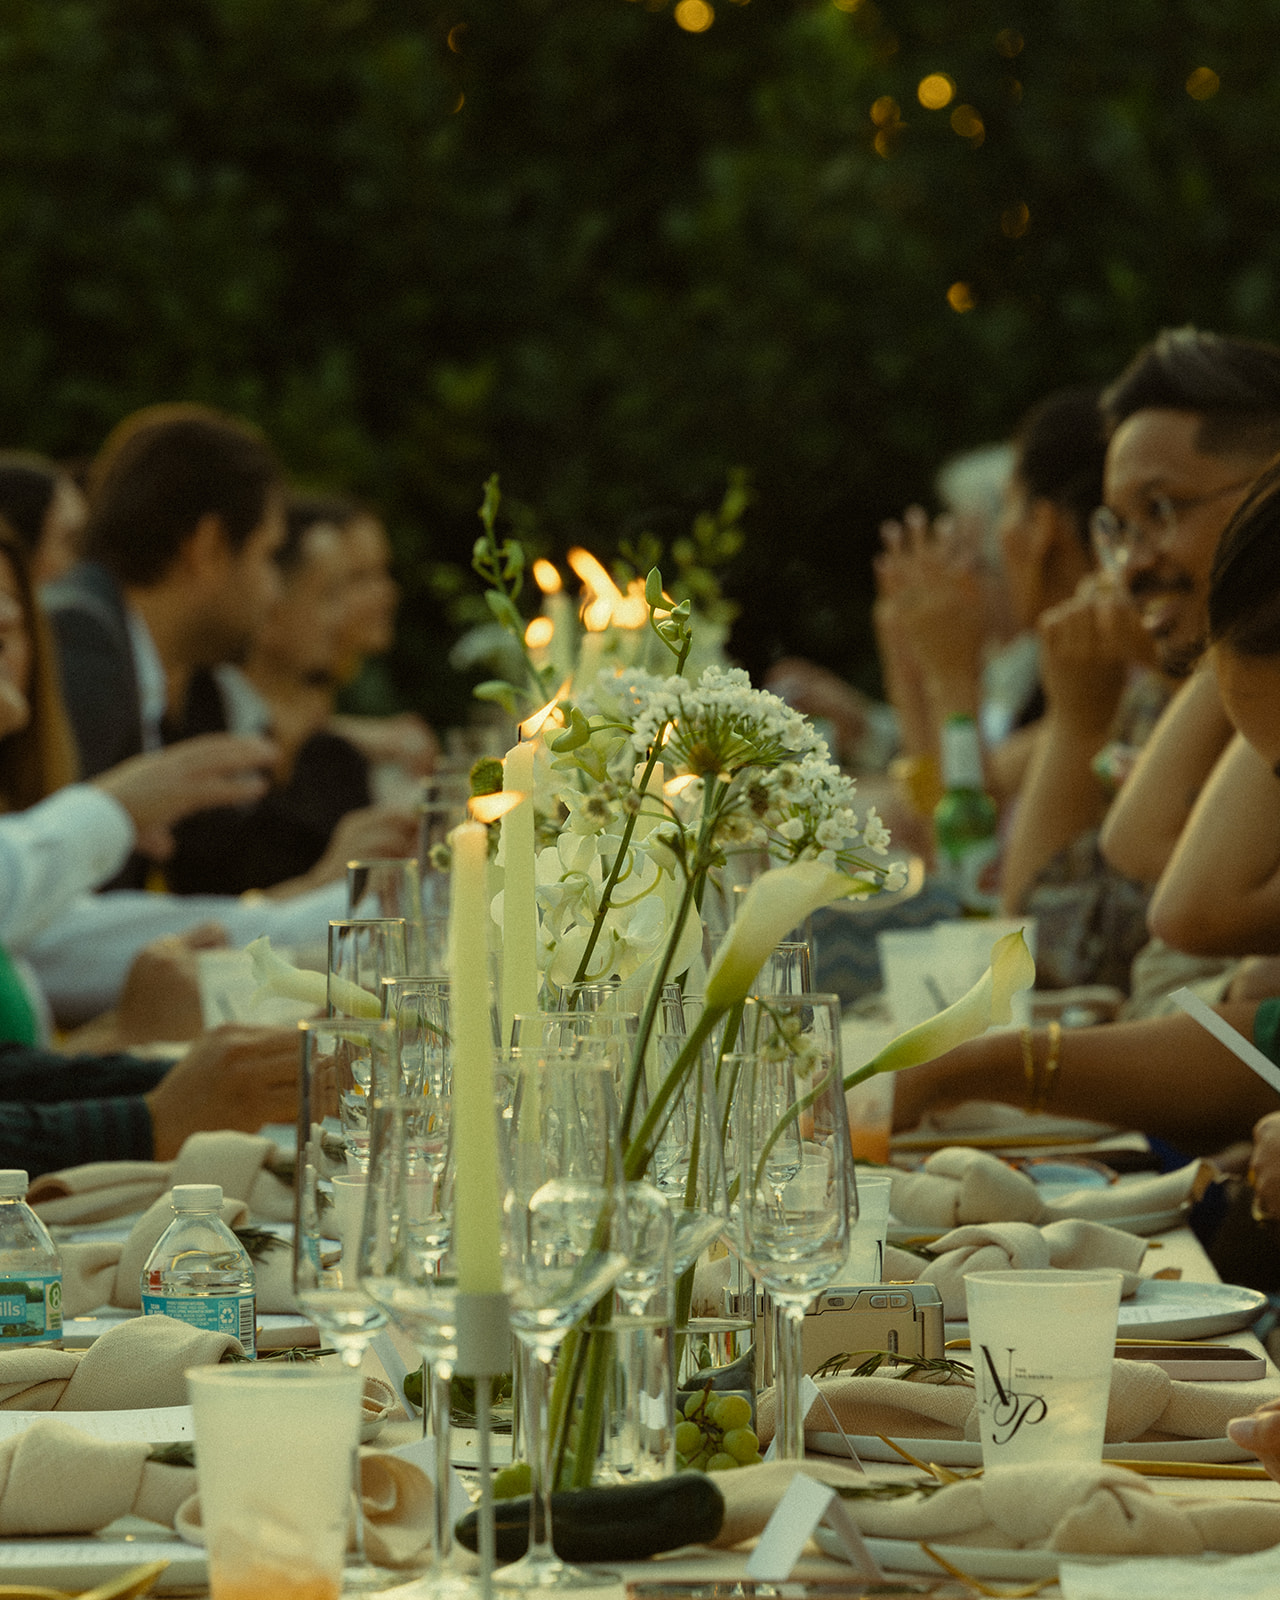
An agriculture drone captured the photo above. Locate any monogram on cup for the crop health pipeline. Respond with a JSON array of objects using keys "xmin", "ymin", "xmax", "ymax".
[{"xmin": 977, "ymin": 1342, "xmax": 1048, "ymax": 1444}]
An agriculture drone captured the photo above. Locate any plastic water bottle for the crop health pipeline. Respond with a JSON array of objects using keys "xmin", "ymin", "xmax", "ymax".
[
  {"xmin": 0, "ymin": 1170, "xmax": 62, "ymax": 1347},
  {"xmin": 933, "ymin": 713, "xmax": 1000, "ymax": 915},
  {"xmin": 140, "ymin": 1184, "xmax": 257, "ymax": 1356}
]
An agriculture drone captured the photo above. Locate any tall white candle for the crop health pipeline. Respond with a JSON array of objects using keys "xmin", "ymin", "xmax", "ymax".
[
  {"xmin": 547, "ymin": 591, "xmax": 575, "ymax": 685},
  {"xmin": 500, "ymin": 738, "xmax": 539, "ymax": 1040},
  {"xmin": 448, "ymin": 818, "xmax": 504, "ymax": 1295}
]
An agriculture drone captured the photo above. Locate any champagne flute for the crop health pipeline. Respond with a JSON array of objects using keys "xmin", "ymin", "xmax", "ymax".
[
  {"xmin": 498, "ymin": 1058, "xmax": 631, "ymax": 1590},
  {"xmin": 294, "ymin": 1016, "xmax": 401, "ymax": 1592},
  {"xmin": 733, "ymin": 993, "xmax": 856, "ymax": 1461}
]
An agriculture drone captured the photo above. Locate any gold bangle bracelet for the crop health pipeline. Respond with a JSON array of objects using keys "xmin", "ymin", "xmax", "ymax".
[
  {"xmin": 1041, "ymin": 1019, "xmax": 1062, "ymax": 1109},
  {"xmin": 1020, "ymin": 1025, "xmax": 1038, "ymax": 1111}
]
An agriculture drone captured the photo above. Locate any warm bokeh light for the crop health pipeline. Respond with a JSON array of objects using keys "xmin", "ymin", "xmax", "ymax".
[
  {"xmin": 674, "ymin": 0, "xmax": 714, "ymax": 32},
  {"xmin": 471, "ymin": 792, "xmax": 523, "ymax": 823},
  {"xmin": 995, "ymin": 28, "xmax": 1024, "ymax": 57},
  {"xmin": 446, "ymin": 23, "xmax": 467, "ymax": 53},
  {"xmin": 1000, "ymin": 202, "xmax": 1031, "ymax": 239},
  {"xmin": 947, "ymin": 282, "xmax": 976, "ymax": 313},
  {"xmin": 664, "ymin": 773, "xmax": 700, "ymax": 797},
  {"xmin": 917, "ymin": 74, "xmax": 955, "ymax": 110},
  {"xmin": 520, "ymin": 691, "xmax": 568, "ymax": 740},
  {"xmin": 568, "ymin": 546, "xmax": 624, "ymax": 632},
  {"xmin": 870, "ymin": 96, "xmax": 900, "ymax": 127},
  {"xmin": 611, "ymin": 577, "xmax": 649, "ymax": 631},
  {"xmin": 832, "ymin": 0, "xmax": 863, "ymax": 10},
  {"xmin": 951, "ymin": 104, "xmax": 984, "ymax": 142},
  {"xmin": 451, "ymin": 92, "xmax": 465, "ymax": 114},
  {"xmin": 524, "ymin": 616, "xmax": 554, "ymax": 650},
  {"xmin": 532, "ymin": 558, "xmax": 563, "ymax": 595},
  {"xmin": 1187, "ymin": 66, "xmax": 1221, "ymax": 100}
]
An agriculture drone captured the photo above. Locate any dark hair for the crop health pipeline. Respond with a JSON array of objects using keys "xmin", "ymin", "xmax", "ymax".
[
  {"xmin": 1101, "ymin": 327, "xmax": 1280, "ymax": 457},
  {"xmin": 0, "ymin": 452, "xmax": 60, "ymax": 553},
  {"xmin": 0, "ymin": 520, "xmax": 78, "ymax": 808},
  {"xmin": 280, "ymin": 492, "xmax": 358, "ymax": 577},
  {"xmin": 1012, "ymin": 385, "xmax": 1106, "ymax": 544},
  {"xmin": 83, "ymin": 403, "xmax": 283, "ymax": 584},
  {"xmin": 1207, "ymin": 456, "xmax": 1280, "ymax": 657}
]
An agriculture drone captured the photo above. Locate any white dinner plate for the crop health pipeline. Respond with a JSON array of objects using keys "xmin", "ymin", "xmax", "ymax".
[
  {"xmin": 809, "ymin": 1432, "xmax": 1256, "ymax": 1466},
  {"xmin": 946, "ymin": 1279, "xmax": 1268, "ymax": 1343},
  {"xmin": 0, "ymin": 1527, "xmax": 206, "ymax": 1593},
  {"xmin": 816, "ymin": 1527, "xmax": 1212, "ymax": 1582}
]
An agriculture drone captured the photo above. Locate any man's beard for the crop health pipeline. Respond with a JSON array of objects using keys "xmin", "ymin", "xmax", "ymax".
[{"xmin": 1158, "ymin": 630, "xmax": 1207, "ymax": 679}]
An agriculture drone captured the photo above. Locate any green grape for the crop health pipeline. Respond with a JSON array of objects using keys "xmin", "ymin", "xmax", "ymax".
[
  {"xmin": 675, "ymin": 1420, "xmax": 703, "ymax": 1458},
  {"xmin": 713, "ymin": 1394, "xmax": 752, "ymax": 1432},
  {"xmin": 706, "ymin": 1452, "xmax": 737, "ymax": 1472},
  {"xmin": 722, "ymin": 1427, "xmax": 760, "ymax": 1464},
  {"xmin": 689, "ymin": 1449, "xmax": 711, "ymax": 1471},
  {"xmin": 402, "ymin": 1364, "xmax": 424, "ymax": 1410},
  {"xmin": 683, "ymin": 1392, "xmax": 709, "ymax": 1421},
  {"xmin": 743, "ymin": 1452, "xmax": 765, "ymax": 1467},
  {"xmin": 492, "ymin": 1461, "xmax": 533, "ymax": 1500}
]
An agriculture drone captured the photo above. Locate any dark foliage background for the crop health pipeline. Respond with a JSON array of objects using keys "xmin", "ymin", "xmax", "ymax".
[{"xmin": 1, "ymin": 0, "xmax": 1277, "ymax": 722}]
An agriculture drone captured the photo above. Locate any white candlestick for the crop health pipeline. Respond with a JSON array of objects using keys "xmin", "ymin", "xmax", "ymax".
[
  {"xmin": 546, "ymin": 591, "xmax": 575, "ymax": 685},
  {"xmin": 575, "ymin": 629, "xmax": 605, "ymax": 695},
  {"xmin": 448, "ymin": 820, "xmax": 504, "ymax": 1295},
  {"xmin": 500, "ymin": 739, "xmax": 539, "ymax": 1040}
]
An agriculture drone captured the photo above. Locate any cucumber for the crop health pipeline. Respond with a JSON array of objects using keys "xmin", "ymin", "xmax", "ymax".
[{"xmin": 455, "ymin": 1472, "xmax": 725, "ymax": 1561}]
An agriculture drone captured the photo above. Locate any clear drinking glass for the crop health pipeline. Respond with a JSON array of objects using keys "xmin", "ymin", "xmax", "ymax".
[
  {"xmin": 294, "ymin": 1016, "xmax": 401, "ymax": 1592},
  {"xmin": 348, "ymin": 858, "xmax": 429, "ymax": 973},
  {"xmin": 328, "ymin": 918, "xmax": 409, "ymax": 1022},
  {"xmin": 498, "ymin": 1059, "xmax": 631, "ymax": 1590},
  {"xmin": 733, "ymin": 993, "xmax": 856, "ymax": 1461}
]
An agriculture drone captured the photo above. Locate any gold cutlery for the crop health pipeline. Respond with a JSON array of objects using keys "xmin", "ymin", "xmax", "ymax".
[
  {"xmin": 0, "ymin": 1556, "xmax": 169, "ymax": 1600},
  {"xmin": 919, "ymin": 1542, "xmax": 1053, "ymax": 1597}
]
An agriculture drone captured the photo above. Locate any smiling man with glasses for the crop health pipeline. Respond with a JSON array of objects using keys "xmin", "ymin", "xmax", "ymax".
[{"xmin": 1097, "ymin": 327, "xmax": 1280, "ymax": 678}]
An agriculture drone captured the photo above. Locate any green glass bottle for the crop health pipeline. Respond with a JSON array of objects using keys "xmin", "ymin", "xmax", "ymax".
[{"xmin": 933, "ymin": 714, "xmax": 1000, "ymax": 915}]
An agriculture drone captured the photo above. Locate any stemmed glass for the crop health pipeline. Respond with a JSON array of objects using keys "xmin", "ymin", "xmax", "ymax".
[
  {"xmin": 329, "ymin": 917, "xmax": 409, "ymax": 1021},
  {"xmin": 294, "ymin": 1016, "xmax": 401, "ymax": 1592},
  {"xmin": 359, "ymin": 1096, "xmax": 470, "ymax": 1599},
  {"xmin": 498, "ymin": 1058, "xmax": 631, "ymax": 1590},
  {"xmin": 732, "ymin": 993, "xmax": 856, "ymax": 1462}
]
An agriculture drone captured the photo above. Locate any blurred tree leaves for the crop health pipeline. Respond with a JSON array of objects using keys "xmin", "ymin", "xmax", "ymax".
[{"xmin": 2, "ymin": 0, "xmax": 1280, "ymax": 717}]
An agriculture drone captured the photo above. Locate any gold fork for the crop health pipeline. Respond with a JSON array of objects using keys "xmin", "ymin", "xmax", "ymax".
[
  {"xmin": 875, "ymin": 1433, "xmax": 969, "ymax": 1484},
  {"xmin": 0, "ymin": 1557, "xmax": 169, "ymax": 1600},
  {"xmin": 920, "ymin": 1542, "xmax": 1055, "ymax": 1598}
]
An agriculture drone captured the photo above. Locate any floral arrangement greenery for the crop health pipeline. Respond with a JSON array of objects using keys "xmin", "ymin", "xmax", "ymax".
[{"xmin": 469, "ymin": 477, "xmax": 1034, "ymax": 1488}]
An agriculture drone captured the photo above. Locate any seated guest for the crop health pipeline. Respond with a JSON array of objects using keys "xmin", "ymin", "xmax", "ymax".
[
  {"xmin": 164, "ymin": 493, "xmax": 417, "ymax": 896},
  {"xmin": 0, "ymin": 450, "xmax": 87, "ymax": 584},
  {"xmin": 0, "ymin": 1023, "xmax": 298, "ymax": 1175}
]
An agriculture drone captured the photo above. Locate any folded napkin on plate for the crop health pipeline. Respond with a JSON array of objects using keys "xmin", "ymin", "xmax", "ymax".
[
  {"xmin": 60, "ymin": 1192, "xmax": 296, "ymax": 1317},
  {"xmin": 889, "ymin": 1146, "xmax": 1210, "ymax": 1229},
  {"xmin": 28, "ymin": 1131, "xmax": 294, "ymax": 1225},
  {"xmin": 174, "ymin": 1446, "xmax": 430, "ymax": 1569},
  {"xmin": 892, "ymin": 1219, "xmax": 1148, "ymax": 1317},
  {"xmin": 0, "ymin": 1315, "xmax": 238, "ymax": 1410},
  {"xmin": 908, "ymin": 1100, "xmax": 1117, "ymax": 1142},
  {"xmin": 715, "ymin": 1459, "xmax": 1280, "ymax": 1555},
  {"xmin": 0, "ymin": 1415, "xmax": 430, "ymax": 1567},
  {"xmin": 755, "ymin": 1362, "xmax": 1280, "ymax": 1447}
]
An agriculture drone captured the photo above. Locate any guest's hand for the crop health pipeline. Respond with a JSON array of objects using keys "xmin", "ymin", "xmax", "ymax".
[
  {"xmin": 1248, "ymin": 1110, "xmax": 1280, "ymax": 1222},
  {"xmin": 95, "ymin": 733, "xmax": 278, "ymax": 859},
  {"xmin": 1228, "ymin": 1399, "xmax": 1280, "ymax": 1479},
  {"xmin": 306, "ymin": 803, "xmax": 420, "ymax": 886},
  {"xmin": 144, "ymin": 1025, "xmax": 299, "ymax": 1160},
  {"xmin": 331, "ymin": 711, "xmax": 440, "ymax": 776},
  {"xmin": 1036, "ymin": 574, "xmax": 1155, "ymax": 737}
]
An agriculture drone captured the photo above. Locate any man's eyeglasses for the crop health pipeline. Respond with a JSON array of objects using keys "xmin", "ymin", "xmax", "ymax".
[{"xmin": 1089, "ymin": 478, "xmax": 1255, "ymax": 575}]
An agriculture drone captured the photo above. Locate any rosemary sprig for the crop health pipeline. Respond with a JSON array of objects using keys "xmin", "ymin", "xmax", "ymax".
[
  {"xmin": 813, "ymin": 1349, "xmax": 974, "ymax": 1383},
  {"xmin": 147, "ymin": 1441, "xmax": 195, "ymax": 1468},
  {"xmin": 832, "ymin": 1477, "xmax": 945, "ymax": 1502},
  {"xmin": 232, "ymin": 1225, "xmax": 289, "ymax": 1263},
  {"xmin": 222, "ymin": 1345, "xmax": 336, "ymax": 1364}
]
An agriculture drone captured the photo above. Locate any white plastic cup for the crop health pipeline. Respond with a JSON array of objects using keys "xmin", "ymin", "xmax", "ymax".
[
  {"xmin": 329, "ymin": 1171, "xmax": 369, "ymax": 1286},
  {"xmin": 965, "ymin": 1269, "xmax": 1122, "ymax": 1466},
  {"xmin": 838, "ymin": 1173, "xmax": 893, "ymax": 1284},
  {"xmin": 188, "ymin": 1363, "xmax": 362, "ymax": 1599}
]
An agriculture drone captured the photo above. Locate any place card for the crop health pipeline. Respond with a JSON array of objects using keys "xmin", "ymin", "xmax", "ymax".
[
  {"xmin": 746, "ymin": 1471, "xmax": 883, "ymax": 1582},
  {"xmin": 390, "ymin": 1434, "xmax": 472, "ymax": 1524},
  {"xmin": 763, "ymin": 1375, "xmax": 822, "ymax": 1462}
]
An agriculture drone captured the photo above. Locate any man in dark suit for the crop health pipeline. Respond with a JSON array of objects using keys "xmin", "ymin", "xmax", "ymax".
[{"xmin": 44, "ymin": 405, "xmax": 286, "ymax": 885}]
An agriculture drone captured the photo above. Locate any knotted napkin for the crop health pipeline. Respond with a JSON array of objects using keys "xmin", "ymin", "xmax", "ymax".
[
  {"xmin": 0, "ymin": 1416, "xmax": 430, "ymax": 1567},
  {"xmin": 889, "ymin": 1146, "xmax": 1210, "ymax": 1229},
  {"xmin": 713, "ymin": 1459, "xmax": 1280, "ymax": 1555},
  {"xmin": 28, "ymin": 1131, "xmax": 294, "ymax": 1225},
  {"xmin": 908, "ymin": 1100, "xmax": 1116, "ymax": 1142},
  {"xmin": 0, "ymin": 1315, "xmax": 236, "ymax": 1410},
  {"xmin": 174, "ymin": 1447, "xmax": 431, "ymax": 1569},
  {"xmin": 60, "ymin": 1192, "xmax": 296, "ymax": 1317},
  {"xmin": 893, "ymin": 1218, "xmax": 1148, "ymax": 1318},
  {"xmin": 755, "ymin": 1360, "xmax": 1280, "ymax": 1447}
]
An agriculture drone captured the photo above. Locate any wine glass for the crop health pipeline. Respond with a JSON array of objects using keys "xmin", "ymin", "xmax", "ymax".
[
  {"xmin": 649, "ymin": 1030, "xmax": 730, "ymax": 1279},
  {"xmin": 359, "ymin": 1096, "xmax": 471, "ymax": 1599},
  {"xmin": 498, "ymin": 1058, "xmax": 631, "ymax": 1590},
  {"xmin": 328, "ymin": 917, "xmax": 409, "ymax": 1021},
  {"xmin": 294, "ymin": 1016, "xmax": 401, "ymax": 1592},
  {"xmin": 733, "ymin": 993, "xmax": 856, "ymax": 1461}
]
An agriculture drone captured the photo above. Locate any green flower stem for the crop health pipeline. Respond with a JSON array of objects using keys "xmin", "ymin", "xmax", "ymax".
[{"xmin": 623, "ymin": 1003, "xmax": 724, "ymax": 1181}]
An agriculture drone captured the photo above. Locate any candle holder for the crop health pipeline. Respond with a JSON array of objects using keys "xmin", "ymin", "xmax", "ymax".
[{"xmin": 454, "ymin": 1290, "xmax": 513, "ymax": 1600}]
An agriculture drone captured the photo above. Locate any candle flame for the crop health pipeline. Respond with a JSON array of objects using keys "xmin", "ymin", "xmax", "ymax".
[
  {"xmin": 524, "ymin": 616, "xmax": 554, "ymax": 649},
  {"xmin": 520, "ymin": 688, "xmax": 569, "ymax": 740},
  {"xmin": 532, "ymin": 558, "xmax": 563, "ymax": 595},
  {"xmin": 611, "ymin": 577, "xmax": 649, "ymax": 631},
  {"xmin": 470, "ymin": 792, "xmax": 524, "ymax": 823},
  {"xmin": 568, "ymin": 547, "xmax": 625, "ymax": 632},
  {"xmin": 664, "ymin": 773, "xmax": 699, "ymax": 797}
]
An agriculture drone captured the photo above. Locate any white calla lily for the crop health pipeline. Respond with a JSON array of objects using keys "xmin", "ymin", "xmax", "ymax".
[{"xmin": 245, "ymin": 935, "xmax": 382, "ymax": 1020}]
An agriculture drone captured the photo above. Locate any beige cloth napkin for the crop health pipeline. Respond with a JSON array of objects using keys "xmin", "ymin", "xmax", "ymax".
[
  {"xmin": 715, "ymin": 1459, "xmax": 1280, "ymax": 1555},
  {"xmin": 889, "ymin": 1146, "xmax": 1210, "ymax": 1229},
  {"xmin": 174, "ymin": 1447, "xmax": 431, "ymax": 1569},
  {"xmin": 60, "ymin": 1192, "xmax": 297, "ymax": 1317},
  {"xmin": 896, "ymin": 1219, "xmax": 1148, "ymax": 1317},
  {"xmin": 911, "ymin": 1100, "xmax": 1117, "ymax": 1141},
  {"xmin": 0, "ymin": 1315, "xmax": 238, "ymax": 1410},
  {"xmin": 28, "ymin": 1131, "xmax": 294, "ymax": 1224},
  {"xmin": 755, "ymin": 1362, "xmax": 1280, "ymax": 1447},
  {"xmin": 0, "ymin": 1414, "xmax": 430, "ymax": 1567}
]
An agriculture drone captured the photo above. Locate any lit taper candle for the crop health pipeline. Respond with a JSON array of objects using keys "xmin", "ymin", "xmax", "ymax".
[{"xmin": 500, "ymin": 734, "xmax": 540, "ymax": 1040}]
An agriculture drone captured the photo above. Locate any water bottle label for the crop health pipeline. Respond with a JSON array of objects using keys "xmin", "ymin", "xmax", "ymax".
[
  {"xmin": 141, "ymin": 1292, "xmax": 257, "ymax": 1356},
  {"xmin": 0, "ymin": 1274, "xmax": 62, "ymax": 1344}
]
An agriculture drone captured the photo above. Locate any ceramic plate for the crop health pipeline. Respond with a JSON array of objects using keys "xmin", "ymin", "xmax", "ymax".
[
  {"xmin": 808, "ymin": 1432, "xmax": 1255, "ymax": 1466},
  {"xmin": 946, "ymin": 1279, "xmax": 1268, "ymax": 1343},
  {"xmin": 0, "ymin": 1529, "xmax": 206, "ymax": 1593},
  {"xmin": 815, "ymin": 1528, "xmax": 1149, "ymax": 1582}
]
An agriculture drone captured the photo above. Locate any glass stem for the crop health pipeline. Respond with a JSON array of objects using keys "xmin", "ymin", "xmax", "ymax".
[
  {"xmin": 521, "ymin": 1338, "xmax": 559, "ymax": 1569},
  {"xmin": 341, "ymin": 1344, "xmax": 371, "ymax": 1565},
  {"xmin": 773, "ymin": 1302, "xmax": 807, "ymax": 1462},
  {"xmin": 429, "ymin": 1357, "xmax": 455, "ymax": 1570}
]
